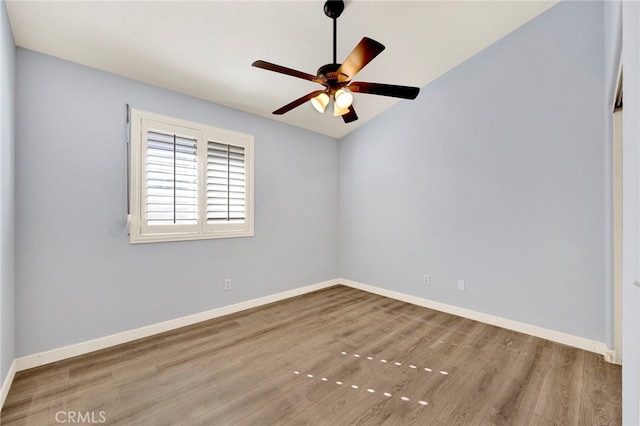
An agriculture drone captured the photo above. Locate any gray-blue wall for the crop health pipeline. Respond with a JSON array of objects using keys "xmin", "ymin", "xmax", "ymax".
[
  {"xmin": 0, "ymin": 0, "xmax": 15, "ymax": 388},
  {"xmin": 339, "ymin": 1, "xmax": 607, "ymax": 342},
  {"xmin": 15, "ymin": 49, "xmax": 338, "ymax": 356}
]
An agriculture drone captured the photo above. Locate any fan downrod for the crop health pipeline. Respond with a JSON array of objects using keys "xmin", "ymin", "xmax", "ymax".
[{"xmin": 324, "ymin": 1, "xmax": 345, "ymax": 68}]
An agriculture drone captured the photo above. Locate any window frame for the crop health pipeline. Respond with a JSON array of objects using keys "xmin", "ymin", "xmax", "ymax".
[{"xmin": 129, "ymin": 108, "xmax": 254, "ymax": 244}]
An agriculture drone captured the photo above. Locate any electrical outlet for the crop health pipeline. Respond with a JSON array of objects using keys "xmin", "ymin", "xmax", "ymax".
[
  {"xmin": 424, "ymin": 274, "xmax": 430, "ymax": 285},
  {"xmin": 224, "ymin": 278, "xmax": 232, "ymax": 291},
  {"xmin": 457, "ymin": 280, "xmax": 465, "ymax": 291}
]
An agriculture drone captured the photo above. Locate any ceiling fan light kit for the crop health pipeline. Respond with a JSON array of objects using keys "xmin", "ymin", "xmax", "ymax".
[{"xmin": 252, "ymin": 0, "xmax": 420, "ymax": 124}]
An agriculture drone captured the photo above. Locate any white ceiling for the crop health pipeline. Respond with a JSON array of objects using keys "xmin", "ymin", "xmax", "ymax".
[{"xmin": 6, "ymin": 0, "xmax": 557, "ymax": 139}]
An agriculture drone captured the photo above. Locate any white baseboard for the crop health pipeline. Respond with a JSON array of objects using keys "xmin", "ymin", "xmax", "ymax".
[
  {"xmin": 15, "ymin": 279, "xmax": 339, "ymax": 372},
  {"xmin": 604, "ymin": 350, "xmax": 621, "ymax": 365},
  {"xmin": 1, "ymin": 359, "xmax": 17, "ymax": 410},
  {"xmin": 6, "ymin": 275, "xmax": 615, "ymax": 393},
  {"xmin": 339, "ymin": 278, "xmax": 612, "ymax": 358}
]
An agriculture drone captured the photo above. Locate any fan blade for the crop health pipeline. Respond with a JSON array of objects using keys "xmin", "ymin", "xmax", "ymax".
[
  {"xmin": 342, "ymin": 106, "xmax": 358, "ymax": 123},
  {"xmin": 336, "ymin": 37, "xmax": 385, "ymax": 83},
  {"xmin": 273, "ymin": 90, "xmax": 327, "ymax": 115},
  {"xmin": 349, "ymin": 82, "xmax": 420, "ymax": 99},
  {"xmin": 252, "ymin": 60, "xmax": 324, "ymax": 84}
]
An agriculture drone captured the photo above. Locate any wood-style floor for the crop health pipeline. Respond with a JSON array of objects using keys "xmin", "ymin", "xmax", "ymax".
[{"xmin": 2, "ymin": 285, "xmax": 621, "ymax": 425}]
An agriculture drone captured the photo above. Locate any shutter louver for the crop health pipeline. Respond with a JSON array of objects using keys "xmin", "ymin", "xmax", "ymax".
[
  {"xmin": 207, "ymin": 141, "xmax": 246, "ymax": 223},
  {"xmin": 146, "ymin": 130, "xmax": 198, "ymax": 225}
]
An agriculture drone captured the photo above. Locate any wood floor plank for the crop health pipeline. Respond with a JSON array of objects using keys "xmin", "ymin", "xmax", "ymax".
[
  {"xmin": 483, "ymin": 337, "xmax": 553, "ymax": 425},
  {"xmin": 1, "ymin": 285, "xmax": 621, "ymax": 425},
  {"xmin": 578, "ymin": 351, "xmax": 622, "ymax": 425},
  {"xmin": 533, "ymin": 344, "xmax": 586, "ymax": 425}
]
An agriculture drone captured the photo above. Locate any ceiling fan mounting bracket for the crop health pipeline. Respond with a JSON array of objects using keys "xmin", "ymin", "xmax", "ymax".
[{"xmin": 323, "ymin": 1, "xmax": 345, "ymax": 19}]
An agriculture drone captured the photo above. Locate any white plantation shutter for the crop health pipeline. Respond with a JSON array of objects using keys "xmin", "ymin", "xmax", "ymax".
[
  {"xmin": 129, "ymin": 108, "xmax": 254, "ymax": 244},
  {"xmin": 146, "ymin": 131, "xmax": 198, "ymax": 225},
  {"xmin": 207, "ymin": 141, "xmax": 246, "ymax": 223}
]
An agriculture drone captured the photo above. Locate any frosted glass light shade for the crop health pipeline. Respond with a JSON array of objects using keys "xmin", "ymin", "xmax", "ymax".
[
  {"xmin": 334, "ymin": 88, "xmax": 353, "ymax": 109},
  {"xmin": 311, "ymin": 93, "xmax": 329, "ymax": 113},
  {"xmin": 333, "ymin": 104, "xmax": 350, "ymax": 116}
]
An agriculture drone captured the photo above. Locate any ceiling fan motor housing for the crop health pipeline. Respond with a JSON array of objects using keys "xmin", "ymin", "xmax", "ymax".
[{"xmin": 317, "ymin": 63, "xmax": 342, "ymax": 84}]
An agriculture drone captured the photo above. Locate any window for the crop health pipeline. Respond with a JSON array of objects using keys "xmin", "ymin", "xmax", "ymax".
[{"xmin": 129, "ymin": 108, "xmax": 254, "ymax": 243}]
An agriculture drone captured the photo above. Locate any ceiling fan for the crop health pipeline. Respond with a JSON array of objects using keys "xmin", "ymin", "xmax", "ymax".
[{"xmin": 252, "ymin": 0, "xmax": 420, "ymax": 124}]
